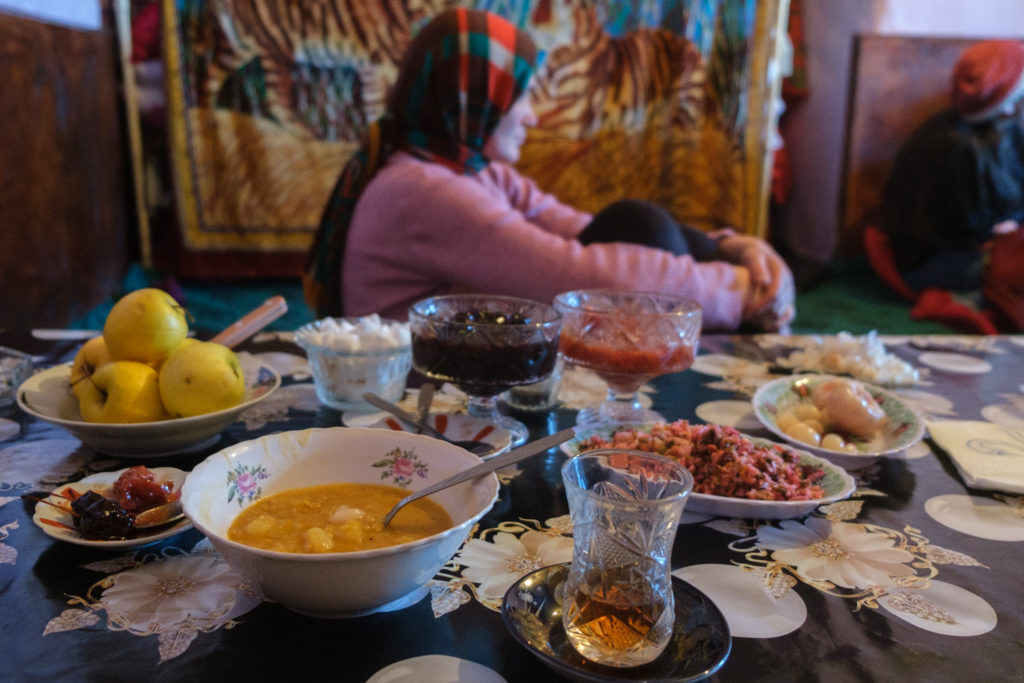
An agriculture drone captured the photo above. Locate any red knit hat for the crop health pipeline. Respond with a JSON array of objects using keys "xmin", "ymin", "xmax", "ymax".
[{"xmin": 951, "ymin": 40, "xmax": 1024, "ymax": 122}]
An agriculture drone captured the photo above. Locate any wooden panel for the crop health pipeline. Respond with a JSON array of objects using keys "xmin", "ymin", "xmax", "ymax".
[
  {"xmin": 0, "ymin": 10, "xmax": 128, "ymax": 330},
  {"xmin": 839, "ymin": 34, "xmax": 978, "ymax": 255}
]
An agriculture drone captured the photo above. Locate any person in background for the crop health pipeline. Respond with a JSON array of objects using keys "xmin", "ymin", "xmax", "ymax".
[
  {"xmin": 304, "ymin": 8, "xmax": 795, "ymax": 332},
  {"xmin": 880, "ymin": 39, "xmax": 1024, "ymax": 331}
]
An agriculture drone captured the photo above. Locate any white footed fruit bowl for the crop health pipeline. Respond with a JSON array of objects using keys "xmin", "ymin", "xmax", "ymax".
[{"xmin": 16, "ymin": 354, "xmax": 279, "ymax": 457}]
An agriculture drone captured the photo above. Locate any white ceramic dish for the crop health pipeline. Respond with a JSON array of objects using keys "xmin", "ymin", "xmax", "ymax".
[
  {"xmin": 751, "ymin": 374, "xmax": 925, "ymax": 470},
  {"xmin": 361, "ymin": 412, "xmax": 512, "ymax": 460},
  {"xmin": 181, "ymin": 426, "xmax": 500, "ymax": 619},
  {"xmin": 32, "ymin": 467, "xmax": 191, "ymax": 549},
  {"xmin": 562, "ymin": 423, "xmax": 856, "ymax": 520},
  {"xmin": 16, "ymin": 355, "xmax": 279, "ymax": 457},
  {"xmin": 366, "ymin": 655, "xmax": 507, "ymax": 683}
]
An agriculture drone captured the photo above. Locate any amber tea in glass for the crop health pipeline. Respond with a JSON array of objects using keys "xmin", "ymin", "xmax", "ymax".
[{"xmin": 560, "ymin": 449, "xmax": 693, "ymax": 667}]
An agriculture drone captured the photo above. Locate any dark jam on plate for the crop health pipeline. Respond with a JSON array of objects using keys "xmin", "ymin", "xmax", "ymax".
[
  {"xmin": 412, "ymin": 309, "xmax": 558, "ymax": 396},
  {"xmin": 64, "ymin": 466, "xmax": 177, "ymax": 541},
  {"xmin": 71, "ymin": 491, "xmax": 134, "ymax": 540}
]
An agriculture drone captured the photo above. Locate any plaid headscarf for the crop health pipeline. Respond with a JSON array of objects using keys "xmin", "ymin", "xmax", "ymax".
[{"xmin": 303, "ymin": 8, "xmax": 539, "ymax": 317}]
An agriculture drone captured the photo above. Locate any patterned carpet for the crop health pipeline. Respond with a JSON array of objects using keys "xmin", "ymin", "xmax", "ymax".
[{"xmin": 71, "ymin": 258, "xmax": 950, "ymax": 337}]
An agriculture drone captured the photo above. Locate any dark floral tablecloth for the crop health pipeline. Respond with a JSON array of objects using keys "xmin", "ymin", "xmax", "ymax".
[{"xmin": 1, "ymin": 332, "xmax": 1022, "ymax": 682}]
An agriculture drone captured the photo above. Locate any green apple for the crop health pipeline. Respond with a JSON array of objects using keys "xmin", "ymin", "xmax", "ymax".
[
  {"xmin": 69, "ymin": 335, "xmax": 113, "ymax": 401},
  {"xmin": 158, "ymin": 341, "xmax": 246, "ymax": 418},
  {"xmin": 77, "ymin": 360, "xmax": 169, "ymax": 423},
  {"xmin": 103, "ymin": 288, "xmax": 189, "ymax": 365}
]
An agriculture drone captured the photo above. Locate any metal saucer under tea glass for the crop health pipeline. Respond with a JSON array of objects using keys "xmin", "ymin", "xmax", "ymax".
[{"xmin": 501, "ymin": 563, "xmax": 731, "ymax": 683}]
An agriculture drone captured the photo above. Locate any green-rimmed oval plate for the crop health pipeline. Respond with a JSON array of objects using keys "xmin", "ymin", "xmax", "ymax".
[{"xmin": 752, "ymin": 374, "xmax": 925, "ymax": 470}]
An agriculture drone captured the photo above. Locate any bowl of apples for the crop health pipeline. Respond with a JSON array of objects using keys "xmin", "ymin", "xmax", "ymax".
[{"xmin": 16, "ymin": 288, "xmax": 280, "ymax": 457}]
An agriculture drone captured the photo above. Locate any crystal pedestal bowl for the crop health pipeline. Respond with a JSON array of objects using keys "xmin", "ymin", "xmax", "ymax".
[
  {"xmin": 409, "ymin": 295, "xmax": 562, "ymax": 447},
  {"xmin": 553, "ymin": 290, "xmax": 701, "ymax": 426}
]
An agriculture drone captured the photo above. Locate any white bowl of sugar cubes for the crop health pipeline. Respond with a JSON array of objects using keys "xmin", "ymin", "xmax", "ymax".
[{"xmin": 295, "ymin": 315, "xmax": 412, "ymax": 413}]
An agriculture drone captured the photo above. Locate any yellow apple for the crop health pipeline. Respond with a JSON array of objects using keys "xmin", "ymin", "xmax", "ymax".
[
  {"xmin": 76, "ymin": 361, "xmax": 169, "ymax": 423},
  {"xmin": 69, "ymin": 335, "xmax": 113, "ymax": 401},
  {"xmin": 153, "ymin": 337, "xmax": 197, "ymax": 372},
  {"xmin": 103, "ymin": 288, "xmax": 189, "ymax": 364},
  {"xmin": 158, "ymin": 341, "xmax": 246, "ymax": 418}
]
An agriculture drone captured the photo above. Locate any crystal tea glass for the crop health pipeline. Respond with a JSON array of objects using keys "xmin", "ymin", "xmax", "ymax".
[
  {"xmin": 560, "ymin": 449, "xmax": 693, "ymax": 667},
  {"xmin": 502, "ymin": 356, "xmax": 565, "ymax": 412},
  {"xmin": 409, "ymin": 294, "xmax": 562, "ymax": 447},
  {"xmin": 553, "ymin": 290, "xmax": 701, "ymax": 426}
]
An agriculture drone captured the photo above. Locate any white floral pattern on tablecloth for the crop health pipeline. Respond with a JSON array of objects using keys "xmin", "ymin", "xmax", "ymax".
[
  {"xmin": 691, "ymin": 355, "xmax": 774, "ymax": 397},
  {"xmin": 430, "ymin": 516, "xmax": 574, "ymax": 614},
  {"xmin": 0, "ymin": 439, "xmax": 104, "ymax": 568},
  {"xmin": 249, "ymin": 350, "xmax": 310, "ymax": 380},
  {"xmin": 0, "ymin": 438, "xmax": 94, "ymax": 491},
  {"xmin": 878, "ymin": 580, "xmax": 997, "ymax": 636},
  {"xmin": 710, "ymin": 500, "xmax": 995, "ymax": 637},
  {"xmin": 237, "ymin": 384, "xmax": 319, "ymax": 430},
  {"xmin": 350, "ymin": 367, "xmax": 645, "ymax": 419},
  {"xmin": 555, "ymin": 366, "xmax": 653, "ymax": 412},
  {"xmin": 0, "ymin": 418, "xmax": 19, "ymax": 441},
  {"xmin": 394, "ymin": 384, "xmax": 468, "ymax": 415},
  {"xmin": 756, "ymin": 517, "xmax": 917, "ymax": 589},
  {"xmin": 0, "ymin": 519, "xmax": 18, "ymax": 565},
  {"xmin": 43, "ymin": 540, "xmax": 260, "ymax": 664}
]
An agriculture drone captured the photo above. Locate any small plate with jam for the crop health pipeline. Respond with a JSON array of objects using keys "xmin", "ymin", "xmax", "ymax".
[{"xmin": 31, "ymin": 466, "xmax": 191, "ymax": 549}]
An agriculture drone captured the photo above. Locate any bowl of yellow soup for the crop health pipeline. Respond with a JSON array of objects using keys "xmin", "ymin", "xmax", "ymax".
[{"xmin": 180, "ymin": 426, "xmax": 499, "ymax": 618}]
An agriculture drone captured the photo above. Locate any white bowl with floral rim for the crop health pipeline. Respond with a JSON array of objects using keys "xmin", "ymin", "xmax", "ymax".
[
  {"xmin": 180, "ymin": 427, "xmax": 499, "ymax": 618},
  {"xmin": 357, "ymin": 412, "xmax": 513, "ymax": 460}
]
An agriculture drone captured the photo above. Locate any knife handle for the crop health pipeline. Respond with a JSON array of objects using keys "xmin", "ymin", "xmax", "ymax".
[{"xmin": 210, "ymin": 296, "xmax": 288, "ymax": 348}]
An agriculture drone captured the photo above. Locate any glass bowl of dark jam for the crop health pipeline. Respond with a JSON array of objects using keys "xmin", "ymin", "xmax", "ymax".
[{"xmin": 409, "ymin": 295, "xmax": 562, "ymax": 447}]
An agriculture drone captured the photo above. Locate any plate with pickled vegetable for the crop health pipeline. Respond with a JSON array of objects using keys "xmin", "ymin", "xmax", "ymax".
[
  {"xmin": 752, "ymin": 374, "xmax": 925, "ymax": 469},
  {"xmin": 562, "ymin": 420, "xmax": 856, "ymax": 520},
  {"xmin": 31, "ymin": 466, "xmax": 191, "ymax": 548}
]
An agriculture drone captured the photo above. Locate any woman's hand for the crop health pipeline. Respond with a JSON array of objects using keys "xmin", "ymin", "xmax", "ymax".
[
  {"xmin": 716, "ymin": 233, "xmax": 790, "ymax": 293},
  {"xmin": 743, "ymin": 274, "xmax": 796, "ymax": 332},
  {"xmin": 717, "ymin": 234, "xmax": 795, "ymax": 332}
]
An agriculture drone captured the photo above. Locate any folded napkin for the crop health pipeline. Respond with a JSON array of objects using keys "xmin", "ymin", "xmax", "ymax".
[{"xmin": 927, "ymin": 420, "xmax": 1024, "ymax": 494}]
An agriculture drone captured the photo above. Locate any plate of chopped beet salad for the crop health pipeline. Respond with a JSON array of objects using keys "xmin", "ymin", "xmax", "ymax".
[{"xmin": 563, "ymin": 420, "xmax": 856, "ymax": 519}]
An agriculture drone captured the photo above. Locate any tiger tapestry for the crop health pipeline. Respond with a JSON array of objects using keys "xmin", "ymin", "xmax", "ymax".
[{"xmin": 160, "ymin": 0, "xmax": 787, "ymax": 278}]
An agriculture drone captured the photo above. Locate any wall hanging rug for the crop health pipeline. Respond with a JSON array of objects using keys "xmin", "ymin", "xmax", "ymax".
[{"xmin": 161, "ymin": 0, "xmax": 784, "ymax": 277}]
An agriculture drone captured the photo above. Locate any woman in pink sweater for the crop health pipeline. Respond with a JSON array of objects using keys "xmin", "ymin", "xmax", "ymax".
[{"xmin": 304, "ymin": 8, "xmax": 794, "ymax": 332}]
